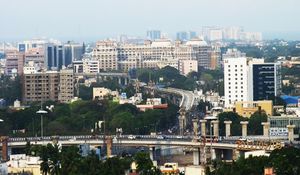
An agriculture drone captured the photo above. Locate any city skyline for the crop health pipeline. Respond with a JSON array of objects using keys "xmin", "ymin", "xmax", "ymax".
[{"xmin": 0, "ymin": 0, "xmax": 300, "ymax": 41}]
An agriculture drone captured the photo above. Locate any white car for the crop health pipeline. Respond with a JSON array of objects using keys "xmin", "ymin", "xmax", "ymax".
[{"xmin": 128, "ymin": 135, "xmax": 136, "ymax": 140}]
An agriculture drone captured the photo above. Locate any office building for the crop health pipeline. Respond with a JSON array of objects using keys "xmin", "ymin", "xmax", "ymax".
[
  {"xmin": 45, "ymin": 43, "xmax": 65, "ymax": 70},
  {"xmin": 22, "ymin": 69, "xmax": 74, "ymax": 104},
  {"xmin": 147, "ymin": 30, "xmax": 161, "ymax": 40},
  {"xmin": 64, "ymin": 42, "xmax": 84, "ymax": 66},
  {"xmin": 251, "ymin": 62, "xmax": 281, "ymax": 101},
  {"xmin": 18, "ymin": 39, "xmax": 47, "ymax": 52}
]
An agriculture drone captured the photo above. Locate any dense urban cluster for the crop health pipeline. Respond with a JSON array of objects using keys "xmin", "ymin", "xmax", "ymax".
[{"xmin": 0, "ymin": 27, "xmax": 300, "ymax": 175}]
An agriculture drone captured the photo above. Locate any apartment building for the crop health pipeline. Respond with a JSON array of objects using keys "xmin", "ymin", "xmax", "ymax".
[
  {"xmin": 5, "ymin": 50, "xmax": 24, "ymax": 76},
  {"xmin": 58, "ymin": 69, "xmax": 74, "ymax": 103},
  {"xmin": 92, "ymin": 40, "xmax": 118, "ymax": 71},
  {"xmin": 23, "ymin": 69, "xmax": 74, "ymax": 104}
]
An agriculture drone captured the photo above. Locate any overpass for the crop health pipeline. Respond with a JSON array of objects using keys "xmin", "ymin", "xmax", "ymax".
[
  {"xmin": 74, "ymin": 72, "xmax": 130, "ymax": 85},
  {"xmin": 155, "ymin": 87, "xmax": 196, "ymax": 111},
  {"xmin": 2, "ymin": 134, "xmax": 287, "ymax": 166}
]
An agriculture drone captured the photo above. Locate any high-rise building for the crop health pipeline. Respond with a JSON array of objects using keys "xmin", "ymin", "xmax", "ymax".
[
  {"xmin": 22, "ymin": 69, "xmax": 74, "ymax": 104},
  {"xmin": 224, "ymin": 57, "xmax": 281, "ymax": 108},
  {"xmin": 224, "ymin": 57, "xmax": 250, "ymax": 107},
  {"xmin": 45, "ymin": 43, "xmax": 65, "ymax": 70},
  {"xmin": 58, "ymin": 69, "xmax": 74, "ymax": 103},
  {"xmin": 147, "ymin": 30, "xmax": 161, "ymax": 40},
  {"xmin": 251, "ymin": 62, "xmax": 281, "ymax": 101},
  {"xmin": 64, "ymin": 42, "xmax": 84, "ymax": 65}
]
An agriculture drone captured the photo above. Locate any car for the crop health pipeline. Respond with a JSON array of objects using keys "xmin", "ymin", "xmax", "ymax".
[
  {"xmin": 157, "ymin": 135, "xmax": 166, "ymax": 140},
  {"xmin": 176, "ymin": 135, "xmax": 183, "ymax": 139},
  {"xmin": 128, "ymin": 135, "xmax": 136, "ymax": 140}
]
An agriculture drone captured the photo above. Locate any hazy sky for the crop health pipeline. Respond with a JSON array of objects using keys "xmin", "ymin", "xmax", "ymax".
[{"xmin": 1, "ymin": 0, "xmax": 299, "ymax": 41}]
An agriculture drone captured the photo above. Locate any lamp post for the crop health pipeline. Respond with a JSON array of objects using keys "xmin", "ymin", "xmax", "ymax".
[{"xmin": 36, "ymin": 108, "xmax": 48, "ymax": 141}]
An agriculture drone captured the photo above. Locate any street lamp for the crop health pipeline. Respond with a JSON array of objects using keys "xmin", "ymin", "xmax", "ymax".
[{"xmin": 36, "ymin": 108, "xmax": 48, "ymax": 141}]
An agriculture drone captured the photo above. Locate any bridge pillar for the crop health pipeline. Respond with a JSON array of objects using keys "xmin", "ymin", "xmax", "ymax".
[
  {"xmin": 224, "ymin": 121, "xmax": 232, "ymax": 137},
  {"xmin": 105, "ymin": 136, "xmax": 113, "ymax": 157},
  {"xmin": 232, "ymin": 149, "xmax": 241, "ymax": 161},
  {"xmin": 124, "ymin": 78, "xmax": 128, "ymax": 85},
  {"xmin": 179, "ymin": 108, "xmax": 186, "ymax": 136},
  {"xmin": 118, "ymin": 77, "xmax": 122, "ymax": 85},
  {"xmin": 261, "ymin": 122, "xmax": 270, "ymax": 137},
  {"xmin": 149, "ymin": 147, "xmax": 156, "ymax": 161},
  {"xmin": 192, "ymin": 118, "xmax": 199, "ymax": 138},
  {"xmin": 287, "ymin": 125, "xmax": 296, "ymax": 142},
  {"xmin": 193, "ymin": 148, "xmax": 201, "ymax": 165},
  {"xmin": 1, "ymin": 136, "xmax": 8, "ymax": 161},
  {"xmin": 211, "ymin": 120, "xmax": 219, "ymax": 137},
  {"xmin": 200, "ymin": 120, "xmax": 207, "ymax": 137},
  {"xmin": 103, "ymin": 76, "xmax": 107, "ymax": 81},
  {"xmin": 240, "ymin": 121, "xmax": 249, "ymax": 137}
]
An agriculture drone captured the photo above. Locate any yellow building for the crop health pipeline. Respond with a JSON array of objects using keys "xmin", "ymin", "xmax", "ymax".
[{"xmin": 235, "ymin": 100, "xmax": 273, "ymax": 118}]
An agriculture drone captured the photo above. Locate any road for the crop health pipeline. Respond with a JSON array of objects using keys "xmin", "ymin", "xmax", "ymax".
[{"xmin": 157, "ymin": 87, "xmax": 196, "ymax": 111}]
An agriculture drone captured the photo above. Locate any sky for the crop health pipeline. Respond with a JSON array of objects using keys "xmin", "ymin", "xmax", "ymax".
[{"xmin": 0, "ymin": 0, "xmax": 300, "ymax": 41}]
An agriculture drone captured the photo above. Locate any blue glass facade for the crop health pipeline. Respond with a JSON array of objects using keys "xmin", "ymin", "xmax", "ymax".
[{"xmin": 253, "ymin": 64, "xmax": 276, "ymax": 100}]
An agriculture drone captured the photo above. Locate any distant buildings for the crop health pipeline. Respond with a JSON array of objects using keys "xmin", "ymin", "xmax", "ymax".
[
  {"xmin": 202, "ymin": 26, "xmax": 262, "ymax": 42},
  {"xmin": 224, "ymin": 55, "xmax": 281, "ymax": 107},
  {"xmin": 89, "ymin": 38, "xmax": 220, "ymax": 75},
  {"xmin": 176, "ymin": 31, "xmax": 197, "ymax": 41},
  {"xmin": 147, "ymin": 30, "xmax": 161, "ymax": 40}
]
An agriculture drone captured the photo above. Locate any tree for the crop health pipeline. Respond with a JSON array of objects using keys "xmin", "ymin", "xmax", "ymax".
[
  {"xmin": 218, "ymin": 112, "xmax": 246, "ymax": 136},
  {"xmin": 248, "ymin": 111, "xmax": 268, "ymax": 135}
]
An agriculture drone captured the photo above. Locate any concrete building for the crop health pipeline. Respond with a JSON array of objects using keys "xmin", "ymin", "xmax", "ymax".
[
  {"xmin": 83, "ymin": 58, "xmax": 100, "ymax": 74},
  {"xmin": 222, "ymin": 48, "xmax": 246, "ymax": 59},
  {"xmin": 93, "ymin": 87, "xmax": 119, "ymax": 100},
  {"xmin": 269, "ymin": 115, "xmax": 300, "ymax": 135},
  {"xmin": 176, "ymin": 31, "xmax": 197, "ymax": 41},
  {"xmin": 92, "ymin": 40, "xmax": 118, "ymax": 71},
  {"xmin": 6, "ymin": 154, "xmax": 41, "ymax": 175},
  {"xmin": 224, "ymin": 57, "xmax": 250, "ymax": 107},
  {"xmin": 235, "ymin": 100, "xmax": 273, "ymax": 117},
  {"xmin": 91, "ymin": 38, "xmax": 219, "ymax": 73},
  {"xmin": 24, "ymin": 47, "xmax": 45, "ymax": 70},
  {"xmin": 179, "ymin": 60, "xmax": 198, "ymax": 76},
  {"xmin": 58, "ymin": 69, "xmax": 74, "ymax": 103},
  {"xmin": 23, "ymin": 69, "xmax": 74, "ymax": 104},
  {"xmin": 5, "ymin": 50, "xmax": 24, "ymax": 76}
]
